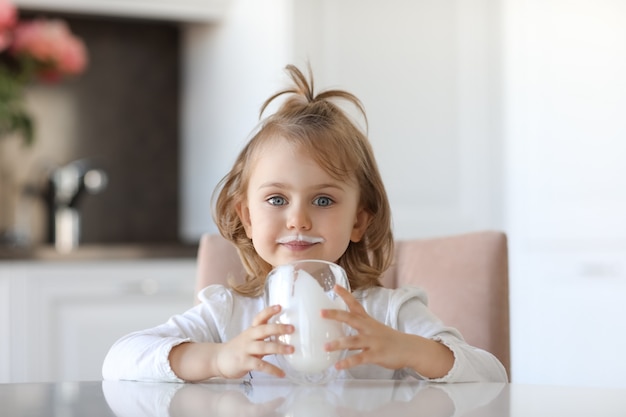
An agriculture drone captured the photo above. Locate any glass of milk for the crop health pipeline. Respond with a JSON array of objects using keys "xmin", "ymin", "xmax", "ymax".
[{"xmin": 265, "ymin": 260, "xmax": 351, "ymax": 385}]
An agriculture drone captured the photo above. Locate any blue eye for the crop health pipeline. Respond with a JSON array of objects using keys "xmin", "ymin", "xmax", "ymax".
[
  {"xmin": 267, "ymin": 196, "xmax": 287, "ymax": 206},
  {"xmin": 314, "ymin": 196, "xmax": 333, "ymax": 207}
]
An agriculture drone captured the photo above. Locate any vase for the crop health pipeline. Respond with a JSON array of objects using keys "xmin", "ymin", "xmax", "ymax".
[
  {"xmin": 1, "ymin": 138, "xmax": 17, "ymax": 244},
  {"xmin": 0, "ymin": 133, "xmax": 33, "ymax": 246}
]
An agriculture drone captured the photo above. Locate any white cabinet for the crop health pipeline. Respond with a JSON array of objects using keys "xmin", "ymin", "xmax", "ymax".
[
  {"xmin": 14, "ymin": 0, "xmax": 231, "ymax": 22},
  {"xmin": 0, "ymin": 259, "xmax": 196, "ymax": 383},
  {"xmin": 509, "ymin": 247, "xmax": 626, "ymax": 387},
  {"xmin": 0, "ymin": 275, "xmax": 11, "ymax": 382}
]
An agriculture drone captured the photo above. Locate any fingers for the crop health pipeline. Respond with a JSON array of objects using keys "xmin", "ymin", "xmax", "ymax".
[
  {"xmin": 245, "ymin": 306, "xmax": 295, "ymax": 361},
  {"xmin": 320, "ymin": 308, "xmax": 353, "ymax": 324},
  {"xmin": 249, "ymin": 304, "xmax": 295, "ymax": 342},
  {"xmin": 324, "ymin": 333, "xmax": 362, "ymax": 352},
  {"xmin": 332, "ymin": 285, "xmax": 368, "ymax": 316},
  {"xmin": 252, "ymin": 357, "xmax": 287, "ymax": 378},
  {"xmin": 219, "ymin": 337, "xmax": 292, "ymax": 379},
  {"xmin": 322, "ymin": 334, "xmax": 370, "ymax": 371},
  {"xmin": 252, "ymin": 304, "xmax": 282, "ymax": 326},
  {"xmin": 218, "ymin": 305, "xmax": 298, "ymax": 379},
  {"xmin": 320, "ymin": 284, "xmax": 365, "ymax": 327},
  {"xmin": 229, "ymin": 355, "xmax": 287, "ymax": 379},
  {"xmin": 248, "ymin": 340, "xmax": 294, "ymax": 357},
  {"xmin": 334, "ymin": 353, "xmax": 366, "ymax": 370},
  {"xmin": 248, "ymin": 322, "xmax": 295, "ymax": 342},
  {"xmin": 320, "ymin": 305, "xmax": 365, "ymax": 332}
]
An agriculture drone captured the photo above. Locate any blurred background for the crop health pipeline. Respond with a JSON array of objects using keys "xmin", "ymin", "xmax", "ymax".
[{"xmin": 1, "ymin": 0, "xmax": 624, "ymax": 388}]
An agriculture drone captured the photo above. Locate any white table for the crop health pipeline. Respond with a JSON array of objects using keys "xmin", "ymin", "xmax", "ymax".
[{"xmin": 1, "ymin": 379, "xmax": 625, "ymax": 416}]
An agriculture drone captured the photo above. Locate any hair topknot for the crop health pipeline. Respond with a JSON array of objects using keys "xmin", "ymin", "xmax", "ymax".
[{"xmin": 259, "ymin": 64, "xmax": 368, "ymax": 132}]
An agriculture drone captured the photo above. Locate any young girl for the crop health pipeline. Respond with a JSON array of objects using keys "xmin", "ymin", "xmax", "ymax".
[{"xmin": 102, "ymin": 65, "xmax": 508, "ymax": 383}]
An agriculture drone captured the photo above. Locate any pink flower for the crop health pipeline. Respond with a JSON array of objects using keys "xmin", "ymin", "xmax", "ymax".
[
  {"xmin": 11, "ymin": 19, "xmax": 88, "ymax": 80},
  {"xmin": 0, "ymin": 0, "xmax": 17, "ymax": 51},
  {"xmin": 0, "ymin": 31, "xmax": 11, "ymax": 51},
  {"xmin": 0, "ymin": 0, "xmax": 16, "ymax": 30},
  {"xmin": 0, "ymin": 0, "xmax": 87, "ymax": 145}
]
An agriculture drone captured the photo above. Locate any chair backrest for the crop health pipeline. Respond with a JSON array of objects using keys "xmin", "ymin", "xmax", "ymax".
[{"xmin": 194, "ymin": 231, "xmax": 510, "ymax": 378}]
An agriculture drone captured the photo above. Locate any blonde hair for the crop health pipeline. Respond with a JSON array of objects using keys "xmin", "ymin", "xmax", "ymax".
[{"xmin": 213, "ymin": 64, "xmax": 394, "ymax": 296}]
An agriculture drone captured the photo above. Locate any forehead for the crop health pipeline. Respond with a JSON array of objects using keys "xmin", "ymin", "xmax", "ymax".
[
  {"xmin": 247, "ymin": 137, "xmax": 358, "ymax": 187},
  {"xmin": 250, "ymin": 140, "xmax": 326, "ymax": 179}
]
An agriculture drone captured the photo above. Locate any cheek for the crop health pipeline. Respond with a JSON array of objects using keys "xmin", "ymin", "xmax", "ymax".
[
  {"xmin": 325, "ymin": 211, "xmax": 356, "ymax": 235},
  {"xmin": 247, "ymin": 206, "xmax": 278, "ymax": 233}
]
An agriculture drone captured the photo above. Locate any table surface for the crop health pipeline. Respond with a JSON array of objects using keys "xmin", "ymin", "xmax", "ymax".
[{"xmin": 1, "ymin": 379, "xmax": 625, "ymax": 417}]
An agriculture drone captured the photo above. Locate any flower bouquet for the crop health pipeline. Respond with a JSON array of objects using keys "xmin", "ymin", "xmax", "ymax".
[
  {"xmin": 0, "ymin": 0, "xmax": 87, "ymax": 244},
  {"xmin": 0, "ymin": 0, "xmax": 87, "ymax": 145}
]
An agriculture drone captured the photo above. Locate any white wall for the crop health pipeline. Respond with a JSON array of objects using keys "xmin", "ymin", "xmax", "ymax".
[
  {"xmin": 181, "ymin": 0, "xmax": 504, "ymax": 242},
  {"xmin": 503, "ymin": 0, "xmax": 626, "ymax": 388},
  {"xmin": 291, "ymin": 0, "xmax": 505, "ymax": 240},
  {"xmin": 181, "ymin": 0, "xmax": 293, "ymax": 240}
]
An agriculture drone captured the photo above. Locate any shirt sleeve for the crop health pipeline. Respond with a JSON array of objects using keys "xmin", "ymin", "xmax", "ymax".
[
  {"xmin": 102, "ymin": 285, "xmax": 233, "ymax": 382},
  {"xmin": 390, "ymin": 286, "xmax": 508, "ymax": 383}
]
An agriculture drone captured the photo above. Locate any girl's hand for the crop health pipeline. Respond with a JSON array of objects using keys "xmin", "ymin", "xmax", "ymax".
[
  {"xmin": 216, "ymin": 304, "xmax": 295, "ymax": 379},
  {"xmin": 169, "ymin": 305, "xmax": 294, "ymax": 381},
  {"xmin": 321, "ymin": 285, "xmax": 454, "ymax": 378}
]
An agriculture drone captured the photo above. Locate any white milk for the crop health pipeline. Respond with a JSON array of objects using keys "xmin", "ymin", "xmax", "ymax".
[{"xmin": 282, "ymin": 270, "xmax": 345, "ymax": 373}]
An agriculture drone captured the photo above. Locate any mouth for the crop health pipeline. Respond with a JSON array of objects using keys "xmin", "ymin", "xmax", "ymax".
[{"xmin": 276, "ymin": 234, "xmax": 325, "ymax": 250}]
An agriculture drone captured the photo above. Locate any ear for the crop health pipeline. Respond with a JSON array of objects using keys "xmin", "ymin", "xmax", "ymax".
[
  {"xmin": 235, "ymin": 201, "xmax": 253, "ymax": 239},
  {"xmin": 350, "ymin": 207, "xmax": 372, "ymax": 243}
]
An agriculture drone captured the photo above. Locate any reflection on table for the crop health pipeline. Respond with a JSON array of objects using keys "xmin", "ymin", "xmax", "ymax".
[
  {"xmin": 104, "ymin": 378, "xmax": 505, "ymax": 417},
  {"xmin": 2, "ymin": 378, "xmax": 626, "ymax": 417}
]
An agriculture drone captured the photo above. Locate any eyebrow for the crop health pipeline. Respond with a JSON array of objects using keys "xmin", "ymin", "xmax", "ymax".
[{"xmin": 257, "ymin": 182, "xmax": 346, "ymax": 192}]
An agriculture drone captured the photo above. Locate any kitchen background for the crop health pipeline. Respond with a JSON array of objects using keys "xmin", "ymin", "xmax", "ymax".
[
  {"xmin": 1, "ymin": 11, "xmax": 181, "ymax": 245},
  {"xmin": 1, "ymin": 0, "xmax": 625, "ymax": 389}
]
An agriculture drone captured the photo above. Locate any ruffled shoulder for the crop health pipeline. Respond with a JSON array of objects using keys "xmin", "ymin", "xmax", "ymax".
[
  {"xmin": 392, "ymin": 285, "xmax": 430, "ymax": 306},
  {"xmin": 196, "ymin": 284, "xmax": 235, "ymax": 329},
  {"xmin": 197, "ymin": 284, "xmax": 233, "ymax": 305},
  {"xmin": 195, "ymin": 284, "xmax": 264, "ymax": 342},
  {"xmin": 356, "ymin": 285, "xmax": 430, "ymax": 326},
  {"xmin": 358, "ymin": 285, "xmax": 430, "ymax": 307}
]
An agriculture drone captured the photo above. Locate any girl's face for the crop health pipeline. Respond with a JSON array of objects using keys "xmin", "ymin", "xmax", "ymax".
[{"xmin": 236, "ymin": 138, "xmax": 371, "ymax": 268}]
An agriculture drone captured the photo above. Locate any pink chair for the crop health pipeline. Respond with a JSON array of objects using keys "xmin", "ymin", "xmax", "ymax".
[{"xmin": 194, "ymin": 231, "xmax": 511, "ymax": 379}]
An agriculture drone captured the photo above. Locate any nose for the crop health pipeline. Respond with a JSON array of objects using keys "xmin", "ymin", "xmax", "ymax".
[{"xmin": 286, "ymin": 202, "xmax": 312, "ymax": 230}]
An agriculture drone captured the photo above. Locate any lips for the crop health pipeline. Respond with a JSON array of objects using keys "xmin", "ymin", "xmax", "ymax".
[{"xmin": 276, "ymin": 234, "xmax": 325, "ymax": 247}]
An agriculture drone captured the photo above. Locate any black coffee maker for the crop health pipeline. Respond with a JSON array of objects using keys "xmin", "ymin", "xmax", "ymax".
[{"xmin": 43, "ymin": 159, "xmax": 108, "ymax": 252}]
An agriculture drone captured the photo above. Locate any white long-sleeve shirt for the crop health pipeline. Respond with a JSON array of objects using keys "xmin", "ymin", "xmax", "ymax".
[{"xmin": 102, "ymin": 285, "xmax": 508, "ymax": 383}]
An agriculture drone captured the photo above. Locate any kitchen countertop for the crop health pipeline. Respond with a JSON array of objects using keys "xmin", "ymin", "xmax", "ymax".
[
  {"xmin": 0, "ymin": 242, "xmax": 198, "ymax": 261},
  {"xmin": 3, "ymin": 379, "xmax": 626, "ymax": 417}
]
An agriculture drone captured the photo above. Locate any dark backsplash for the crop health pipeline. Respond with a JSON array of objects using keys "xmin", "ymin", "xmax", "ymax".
[{"xmin": 24, "ymin": 12, "xmax": 181, "ymax": 244}]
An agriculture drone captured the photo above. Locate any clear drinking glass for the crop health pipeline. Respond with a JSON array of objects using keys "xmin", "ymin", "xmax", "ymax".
[{"xmin": 264, "ymin": 260, "xmax": 351, "ymax": 385}]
